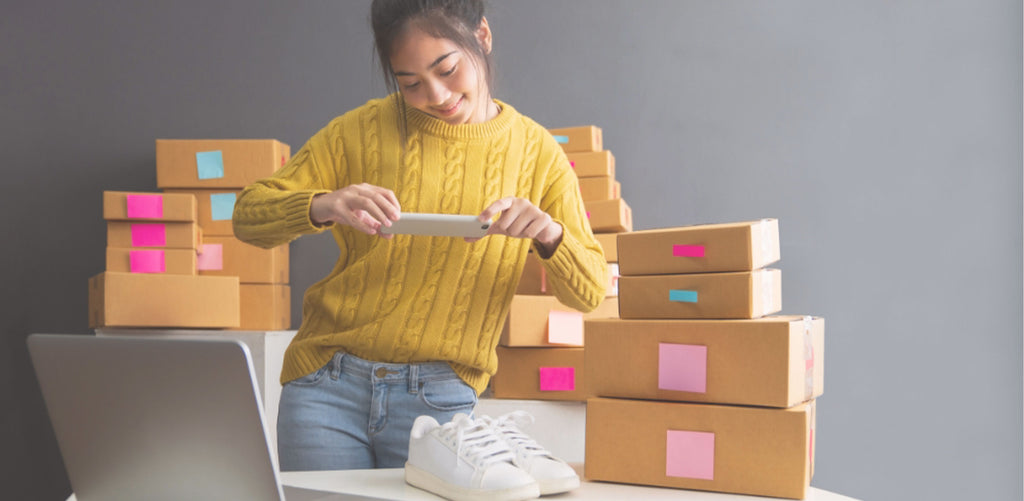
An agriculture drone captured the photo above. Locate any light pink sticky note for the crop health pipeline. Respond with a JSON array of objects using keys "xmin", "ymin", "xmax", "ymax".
[
  {"xmin": 125, "ymin": 194, "xmax": 163, "ymax": 219},
  {"xmin": 538, "ymin": 367, "xmax": 575, "ymax": 391},
  {"xmin": 666, "ymin": 430, "xmax": 715, "ymax": 480},
  {"xmin": 129, "ymin": 250, "xmax": 165, "ymax": 273},
  {"xmin": 196, "ymin": 243, "xmax": 224, "ymax": 271},
  {"xmin": 672, "ymin": 245, "xmax": 705, "ymax": 257},
  {"xmin": 547, "ymin": 310, "xmax": 584, "ymax": 346},
  {"xmin": 658, "ymin": 343, "xmax": 707, "ymax": 393},
  {"xmin": 130, "ymin": 223, "xmax": 166, "ymax": 247}
]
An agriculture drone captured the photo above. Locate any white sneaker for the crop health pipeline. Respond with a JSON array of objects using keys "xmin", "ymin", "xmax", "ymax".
[
  {"xmin": 405, "ymin": 413, "xmax": 540, "ymax": 501},
  {"xmin": 481, "ymin": 411, "xmax": 581, "ymax": 495}
]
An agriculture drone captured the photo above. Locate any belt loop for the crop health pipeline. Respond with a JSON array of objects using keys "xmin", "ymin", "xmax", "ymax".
[
  {"xmin": 408, "ymin": 364, "xmax": 419, "ymax": 395},
  {"xmin": 329, "ymin": 352, "xmax": 343, "ymax": 381}
]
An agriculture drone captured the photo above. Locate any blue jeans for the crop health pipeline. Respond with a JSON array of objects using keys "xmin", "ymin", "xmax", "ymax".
[{"xmin": 276, "ymin": 351, "xmax": 478, "ymax": 471}]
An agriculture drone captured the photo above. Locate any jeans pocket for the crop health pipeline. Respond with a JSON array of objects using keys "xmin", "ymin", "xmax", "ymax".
[
  {"xmin": 419, "ymin": 378, "xmax": 478, "ymax": 412},
  {"xmin": 287, "ymin": 363, "xmax": 330, "ymax": 388}
]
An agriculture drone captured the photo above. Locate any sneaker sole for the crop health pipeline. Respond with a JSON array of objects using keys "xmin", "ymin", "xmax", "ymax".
[
  {"xmin": 404, "ymin": 463, "xmax": 540, "ymax": 501},
  {"xmin": 537, "ymin": 475, "xmax": 580, "ymax": 496}
]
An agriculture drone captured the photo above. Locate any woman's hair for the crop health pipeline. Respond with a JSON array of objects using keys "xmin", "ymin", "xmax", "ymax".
[{"xmin": 371, "ymin": 0, "xmax": 494, "ymax": 138}]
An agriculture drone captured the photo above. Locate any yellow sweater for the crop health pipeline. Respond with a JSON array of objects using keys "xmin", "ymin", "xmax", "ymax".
[{"xmin": 233, "ymin": 95, "xmax": 608, "ymax": 393}]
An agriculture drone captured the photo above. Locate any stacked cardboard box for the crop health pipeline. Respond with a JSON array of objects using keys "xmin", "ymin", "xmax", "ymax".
[
  {"xmin": 584, "ymin": 219, "xmax": 824, "ymax": 499},
  {"xmin": 489, "ymin": 125, "xmax": 622, "ymax": 401},
  {"xmin": 88, "ymin": 139, "xmax": 293, "ymax": 330}
]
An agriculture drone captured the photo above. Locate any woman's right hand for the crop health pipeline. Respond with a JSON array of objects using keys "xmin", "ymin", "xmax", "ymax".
[{"xmin": 310, "ymin": 183, "xmax": 401, "ymax": 237}]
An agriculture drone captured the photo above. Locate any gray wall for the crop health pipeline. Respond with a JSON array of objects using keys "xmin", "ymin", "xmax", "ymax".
[{"xmin": 2, "ymin": 1, "xmax": 1020, "ymax": 500}]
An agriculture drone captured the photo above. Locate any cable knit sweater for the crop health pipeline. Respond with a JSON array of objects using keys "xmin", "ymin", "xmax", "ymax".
[{"xmin": 232, "ymin": 95, "xmax": 608, "ymax": 394}]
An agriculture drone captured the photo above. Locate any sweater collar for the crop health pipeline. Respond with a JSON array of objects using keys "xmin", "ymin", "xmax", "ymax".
[{"xmin": 403, "ymin": 97, "xmax": 516, "ymax": 140}]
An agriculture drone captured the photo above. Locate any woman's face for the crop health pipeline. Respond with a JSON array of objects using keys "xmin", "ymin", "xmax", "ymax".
[{"xmin": 390, "ymin": 22, "xmax": 493, "ymax": 125}]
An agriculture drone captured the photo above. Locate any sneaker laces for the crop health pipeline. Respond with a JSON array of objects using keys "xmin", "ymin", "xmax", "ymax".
[
  {"xmin": 437, "ymin": 414, "xmax": 515, "ymax": 469},
  {"xmin": 487, "ymin": 411, "xmax": 552, "ymax": 460}
]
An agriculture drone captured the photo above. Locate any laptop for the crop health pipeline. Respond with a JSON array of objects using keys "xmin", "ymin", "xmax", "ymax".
[{"xmin": 27, "ymin": 334, "xmax": 386, "ymax": 501}]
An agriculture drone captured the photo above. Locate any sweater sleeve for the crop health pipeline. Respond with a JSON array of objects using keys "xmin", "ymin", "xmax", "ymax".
[
  {"xmin": 232, "ymin": 124, "xmax": 339, "ymax": 249},
  {"xmin": 533, "ymin": 135, "xmax": 610, "ymax": 312}
]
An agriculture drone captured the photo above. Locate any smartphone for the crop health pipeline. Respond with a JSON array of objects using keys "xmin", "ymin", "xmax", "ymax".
[{"xmin": 379, "ymin": 213, "xmax": 491, "ymax": 238}]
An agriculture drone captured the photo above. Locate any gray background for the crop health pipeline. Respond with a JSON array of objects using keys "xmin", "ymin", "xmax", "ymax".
[{"xmin": 2, "ymin": 1, "xmax": 1020, "ymax": 500}]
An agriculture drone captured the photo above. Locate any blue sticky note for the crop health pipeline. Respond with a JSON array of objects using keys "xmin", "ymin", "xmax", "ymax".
[
  {"xmin": 553, "ymin": 135, "xmax": 569, "ymax": 144},
  {"xmin": 669, "ymin": 290, "xmax": 698, "ymax": 303},
  {"xmin": 209, "ymin": 193, "xmax": 237, "ymax": 221},
  {"xmin": 196, "ymin": 150, "xmax": 224, "ymax": 180}
]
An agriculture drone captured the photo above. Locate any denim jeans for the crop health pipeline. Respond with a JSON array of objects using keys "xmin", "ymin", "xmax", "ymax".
[{"xmin": 276, "ymin": 351, "xmax": 478, "ymax": 471}]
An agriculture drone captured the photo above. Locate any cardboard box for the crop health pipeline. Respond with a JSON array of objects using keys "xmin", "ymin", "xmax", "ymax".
[
  {"xmin": 548, "ymin": 126, "xmax": 602, "ymax": 153},
  {"xmin": 585, "ymin": 316, "xmax": 823, "ymax": 407},
  {"xmin": 491, "ymin": 346, "xmax": 590, "ymax": 401},
  {"xmin": 594, "ymin": 233, "xmax": 619, "ymax": 261},
  {"xmin": 516, "ymin": 253, "xmax": 618, "ymax": 298},
  {"xmin": 156, "ymin": 139, "xmax": 291, "ymax": 189},
  {"xmin": 567, "ymin": 150, "xmax": 615, "ymax": 178},
  {"xmin": 106, "ymin": 247, "xmax": 197, "ymax": 276},
  {"xmin": 499, "ymin": 295, "xmax": 618, "ymax": 347},
  {"xmin": 197, "ymin": 236, "xmax": 289, "ymax": 284},
  {"xmin": 585, "ymin": 199, "xmax": 632, "ymax": 233},
  {"xmin": 88, "ymin": 272, "xmax": 239, "ymax": 328},
  {"xmin": 585, "ymin": 397, "xmax": 815, "ymax": 499},
  {"xmin": 236, "ymin": 284, "xmax": 291, "ymax": 330},
  {"xmin": 618, "ymin": 268, "xmax": 781, "ymax": 320},
  {"xmin": 103, "ymin": 191, "xmax": 196, "ymax": 222},
  {"xmin": 164, "ymin": 189, "xmax": 242, "ymax": 236},
  {"xmin": 107, "ymin": 221, "xmax": 200, "ymax": 249},
  {"xmin": 617, "ymin": 219, "xmax": 779, "ymax": 276},
  {"xmin": 579, "ymin": 176, "xmax": 616, "ymax": 202}
]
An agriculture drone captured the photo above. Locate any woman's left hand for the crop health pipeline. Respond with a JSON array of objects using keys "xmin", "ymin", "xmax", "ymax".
[{"xmin": 469, "ymin": 197, "xmax": 563, "ymax": 257}]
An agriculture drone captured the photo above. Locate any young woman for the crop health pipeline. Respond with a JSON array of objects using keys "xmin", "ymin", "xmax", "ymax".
[{"xmin": 233, "ymin": 0, "xmax": 608, "ymax": 471}]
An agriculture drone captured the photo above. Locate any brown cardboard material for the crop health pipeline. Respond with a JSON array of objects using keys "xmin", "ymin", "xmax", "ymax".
[
  {"xmin": 516, "ymin": 253, "xmax": 618, "ymax": 298},
  {"xmin": 107, "ymin": 221, "xmax": 200, "ymax": 249},
  {"xmin": 585, "ymin": 199, "xmax": 632, "ymax": 233},
  {"xmin": 617, "ymin": 219, "xmax": 780, "ymax": 275},
  {"xmin": 585, "ymin": 316, "xmax": 824, "ymax": 407},
  {"xmin": 585, "ymin": 397, "xmax": 815, "ymax": 499},
  {"xmin": 103, "ymin": 191, "xmax": 196, "ymax": 221},
  {"xmin": 236, "ymin": 284, "xmax": 291, "ymax": 330},
  {"xmin": 197, "ymin": 236, "xmax": 289, "ymax": 284},
  {"xmin": 499, "ymin": 295, "xmax": 618, "ymax": 347},
  {"xmin": 156, "ymin": 139, "xmax": 291, "ymax": 189},
  {"xmin": 566, "ymin": 150, "xmax": 615, "ymax": 178},
  {"xmin": 164, "ymin": 188, "xmax": 242, "ymax": 236},
  {"xmin": 491, "ymin": 346, "xmax": 590, "ymax": 401},
  {"xmin": 594, "ymin": 233, "xmax": 619, "ymax": 261},
  {"xmin": 579, "ymin": 176, "xmax": 616, "ymax": 202},
  {"xmin": 88, "ymin": 272, "xmax": 239, "ymax": 328},
  {"xmin": 618, "ymin": 269, "xmax": 781, "ymax": 320},
  {"xmin": 106, "ymin": 247, "xmax": 197, "ymax": 276},
  {"xmin": 548, "ymin": 126, "xmax": 602, "ymax": 153}
]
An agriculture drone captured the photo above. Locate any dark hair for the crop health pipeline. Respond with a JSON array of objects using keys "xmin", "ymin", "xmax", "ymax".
[{"xmin": 371, "ymin": 0, "xmax": 494, "ymax": 139}]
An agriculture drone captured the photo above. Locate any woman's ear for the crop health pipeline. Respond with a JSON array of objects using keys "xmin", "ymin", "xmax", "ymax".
[{"xmin": 476, "ymin": 16, "xmax": 493, "ymax": 54}]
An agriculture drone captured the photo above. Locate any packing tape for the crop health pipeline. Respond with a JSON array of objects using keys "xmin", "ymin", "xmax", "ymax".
[
  {"xmin": 761, "ymin": 270, "xmax": 774, "ymax": 316},
  {"xmin": 540, "ymin": 266, "xmax": 547, "ymax": 293},
  {"xmin": 803, "ymin": 316, "xmax": 815, "ymax": 401},
  {"xmin": 760, "ymin": 218, "xmax": 774, "ymax": 263}
]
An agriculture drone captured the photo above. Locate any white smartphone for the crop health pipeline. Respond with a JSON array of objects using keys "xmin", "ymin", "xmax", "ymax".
[{"xmin": 379, "ymin": 213, "xmax": 491, "ymax": 238}]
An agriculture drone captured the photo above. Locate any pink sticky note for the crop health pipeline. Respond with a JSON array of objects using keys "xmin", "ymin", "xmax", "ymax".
[
  {"xmin": 672, "ymin": 245, "xmax": 705, "ymax": 257},
  {"xmin": 570, "ymin": 161, "xmax": 576, "ymax": 169},
  {"xmin": 658, "ymin": 343, "xmax": 707, "ymax": 393},
  {"xmin": 129, "ymin": 250, "xmax": 165, "ymax": 273},
  {"xmin": 586, "ymin": 211, "xmax": 591, "ymax": 219},
  {"xmin": 547, "ymin": 310, "xmax": 583, "ymax": 345},
  {"xmin": 125, "ymin": 194, "xmax": 163, "ymax": 219},
  {"xmin": 130, "ymin": 223, "xmax": 166, "ymax": 247},
  {"xmin": 538, "ymin": 367, "xmax": 575, "ymax": 391},
  {"xmin": 196, "ymin": 243, "xmax": 223, "ymax": 271},
  {"xmin": 666, "ymin": 430, "xmax": 715, "ymax": 480}
]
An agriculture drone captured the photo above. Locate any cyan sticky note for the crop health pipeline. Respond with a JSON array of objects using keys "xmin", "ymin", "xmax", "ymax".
[
  {"xmin": 669, "ymin": 289, "xmax": 698, "ymax": 303},
  {"xmin": 538, "ymin": 367, "xmax": 575, "ymax": 391},
  {"xmin": 666, "ymin": 430, "xmax": 715, "ymax": 480},
  {"xmin": 553, "ymin": 135, "xmax": 569, "ymax": 144},
  {"xmin": 209, "ymin": 193, "xmax": 236, "ymax": 221},
  {"xmin": 195, "ymin": 150, "xmax": 224, "ymax": 180},
  {"xmin": 129, "ymin": 250, "xmax": 165, "ymax": 273},
  {"xmin": 130, "ymin": 223, "xmax": 167, "ymax": 247},
  {"xmin": 658, "ymin": 343, "xmax": 707, "ymax": 393},
  {"xmin": 196, "ymin": 244, "xmax": 224, "ymax": 271}
]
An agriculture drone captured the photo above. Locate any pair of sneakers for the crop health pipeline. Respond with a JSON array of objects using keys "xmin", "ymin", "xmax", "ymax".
[{"xmin": 405, "ymin": 411, "xmax": 579, "ymax": 501}]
